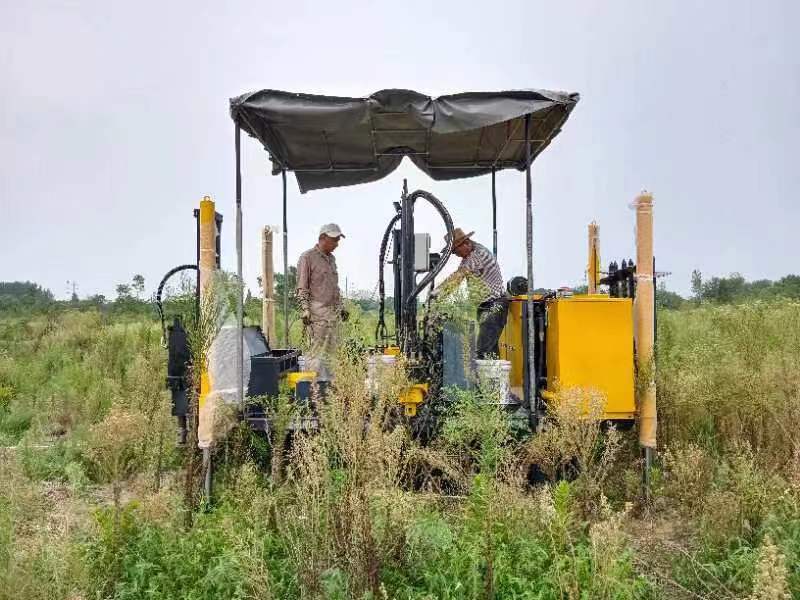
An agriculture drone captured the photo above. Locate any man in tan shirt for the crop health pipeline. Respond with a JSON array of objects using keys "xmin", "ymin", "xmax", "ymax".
[{"xmin": 296, "ymin": 223, "xmax": 348, "ymax": 380}]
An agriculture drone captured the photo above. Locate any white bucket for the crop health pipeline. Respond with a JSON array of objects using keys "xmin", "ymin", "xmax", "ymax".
[
  {"xmin": 365, "ymin": 354, "xmax": 398, "ymax": 393},
  {"xmin": 365, "ymin": 355, "xmax": 378, "ymax": 393},
  {"xmin": 475, "ymin": 359, "xmax": 512, "ymax": 404}
]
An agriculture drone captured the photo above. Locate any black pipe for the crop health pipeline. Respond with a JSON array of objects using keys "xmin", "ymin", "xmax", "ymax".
[
  {"xmin": 235, "ymin": 124, "xmax": 244, "ymax": 412},
  {"xmin": 392, "ymin": 229, "xmax": 402, "ymax": 345},
  {"xmin": 609, "ymin": 261, "xmax": 619, "ymax": 297},
  {"xmin": 155, "ymin": 264, "xmax": 199, "ymax": 343},
  {"xmin": 392, "ymin": 189, "xmax": 455, "ymax": 355},
  {"xmin": 628, "ymin": 259, "xmax": 636, "ymax": 300},
  {"xmin": 214, "ymin": 213, "xmax": 223, "ymax": 268},
  {"xmin": 194, "ymin": 210, "xmax": 200, "ymax": 322},
  {"xmin": 523, "ymin": 114, "xmax": 538, "ymax": 428},
  {"xmin": 620, "ymin": 260, "xmax": 629, "ymax": 298},
  {"xmin": 404, "ymin": 191, "xmax": 454, "ymax": 303},
  {"xmin": 400, "ymin": 185, "xmax": 416, "ymax": 352}
]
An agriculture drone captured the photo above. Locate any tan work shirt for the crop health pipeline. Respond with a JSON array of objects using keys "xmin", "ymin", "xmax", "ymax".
[{"xmin": 296, "ymin": 246, "xmax": 341, "ymax": 309}]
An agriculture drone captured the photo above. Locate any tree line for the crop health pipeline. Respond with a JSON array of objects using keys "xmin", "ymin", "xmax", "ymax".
[{"xmin": 2, "ymin": 271, "xmax": 799, "ymax": 315}]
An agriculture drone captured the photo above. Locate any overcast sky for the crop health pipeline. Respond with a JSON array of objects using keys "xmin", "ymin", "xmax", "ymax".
[{"xmin": 2, "ymin": 1, "xmax": 798, "ymax": 300}]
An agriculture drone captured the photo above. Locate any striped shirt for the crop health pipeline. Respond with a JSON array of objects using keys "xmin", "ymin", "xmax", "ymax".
[{"xmin": 460, "ymin": 242, "xmax": 506, "ymax": 301}]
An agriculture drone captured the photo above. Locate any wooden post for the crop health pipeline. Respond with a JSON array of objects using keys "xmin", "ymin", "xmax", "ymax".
[
  {"xmin": 197, "ymin": 196, "xmax": 217, "ymax": 452},
  {"xmin": 198, "ymin": 197, "xmax": 217, "ymax": 296},
  {"xmin": 262, "ymin": 226, "xmax": 277, "ymax": 347},
  {"xmin": 634, "ymin": 192, "xmax": 656, "ymax": 451},
  {"xmin": 587, "ymin": 221, "xmax": 600, "ymax": 294}
]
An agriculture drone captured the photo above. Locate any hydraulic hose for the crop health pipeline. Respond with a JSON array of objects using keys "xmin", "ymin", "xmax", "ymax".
[
  {"xmin": 404, "ymin": 190, "xmax": 454, "ymax": 310},
  {"xmin": 155, "ymin": 264, "xmax": 199, "ymax": 345},
  {"xmin": 376, "ymin": 212, "xmax": 401, "ymax": 343}
]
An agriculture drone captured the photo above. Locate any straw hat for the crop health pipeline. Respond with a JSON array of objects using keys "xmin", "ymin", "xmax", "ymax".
[{"xmin": 445, "ymin": 227, "xmax": 475, "ymax": 247}]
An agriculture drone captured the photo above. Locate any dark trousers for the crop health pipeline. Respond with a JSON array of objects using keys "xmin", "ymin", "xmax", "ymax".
[{"xmin": 476, "ymin": 296, "xmax": 510, "ymax": 358}]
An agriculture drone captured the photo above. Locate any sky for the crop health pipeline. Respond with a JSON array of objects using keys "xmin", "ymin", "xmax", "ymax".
[{"xmin": 1, "ymin": 0, "xmax": 798, "ymax": 300}]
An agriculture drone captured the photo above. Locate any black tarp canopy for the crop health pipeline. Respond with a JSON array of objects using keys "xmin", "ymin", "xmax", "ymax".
[{"xmin": 230, "ymin": 88, "xmax": 579, "ymax": 193}]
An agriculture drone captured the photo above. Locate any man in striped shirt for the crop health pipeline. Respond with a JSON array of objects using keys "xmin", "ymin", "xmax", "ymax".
[{"xmin": 431, "ymin": 228, "xmax": 509, "ymax": 358}]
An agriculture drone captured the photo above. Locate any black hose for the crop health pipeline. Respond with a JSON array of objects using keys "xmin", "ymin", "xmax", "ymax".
[
  {"xmin": 376, "ymin": 212, "xmax": 401, "ymax": 343},
  {"xmin": 403, "ymin": 190, "xmax": 455, "ymax": 311},
  {"xmin": 155, "ymin": 264, "xmax": 198, "ymax": 343}
]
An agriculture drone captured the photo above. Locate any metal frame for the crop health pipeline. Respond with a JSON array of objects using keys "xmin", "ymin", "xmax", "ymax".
[
  {"xmin": 491, "ymin": 167, "xmax": 497, "ymax": 257},
  {"xmin": 282, "ymin": 170, "xmax": 289, "ymax": 347},
  {"xmin": 524, "ymin": 114, "xmax": 538, "ymax": 427},
  {"xmin": 235, "ymin": 125, "xmax": 244, "ymax": 413}
]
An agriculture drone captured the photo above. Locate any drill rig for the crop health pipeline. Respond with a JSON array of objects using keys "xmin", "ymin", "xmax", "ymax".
[{"xmin": 157, "ymin": 87, "xmax": 659, "ymax": 491}]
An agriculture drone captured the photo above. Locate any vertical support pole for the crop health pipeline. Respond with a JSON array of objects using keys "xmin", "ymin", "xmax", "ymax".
[
  {"xmin": 634, "ymin": 191, "xmax": 656, "ymax": 488},
  {"xmin": 524, "ymin": 114, "xmax": 538, "ymax": 427},
  {"xmin": 392, "ymin": 229, "xmax": 402, "ymax": 345},
  {"xmin": 235, "ymin": 124, "xmax": 244, "ymax": 415},
  {"xmin": 282, "ymin": 170, "xmax": 289, "ymax": 348},
  {"xmin": 400, "ymin": 185, "xmax": 416, "ymax": 353},
  {"xmin": 587, "ymin": 221, "xmax": 600, "ymax": 294},
  {"xmin": 491, "ymin": 167, "xmax": 498, "ymax": 258},
  {"xmin": 262, "ymin": 227, "xmax": 277, "ymax": 347}
]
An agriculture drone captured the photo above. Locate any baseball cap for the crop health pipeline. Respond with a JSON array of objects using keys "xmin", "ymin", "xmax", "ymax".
[{"xmin": 319, "ymin": 223, "xmax": 345, "ymax": 239}]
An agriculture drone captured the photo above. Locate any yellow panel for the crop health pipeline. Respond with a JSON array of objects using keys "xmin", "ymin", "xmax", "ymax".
[
  {"xmin": 499, "ymin": 296, "xmax": 525, "ymax": 387},
  {"xmin": 287, "ymin": 371, "xmax": 318, "ymax": 390},
  {"xmin": 545, "ymin": 296, "xmax": 636, "ymax": 420},
  {"xmin": 199, "ymin": 370, "xmax": 211, "ymax": 410}
]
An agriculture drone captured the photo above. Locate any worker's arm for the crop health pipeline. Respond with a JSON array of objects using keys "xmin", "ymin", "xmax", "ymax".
[{"xmin": 431, "ymin": 267, "xmax": 468, "ymax": 299}]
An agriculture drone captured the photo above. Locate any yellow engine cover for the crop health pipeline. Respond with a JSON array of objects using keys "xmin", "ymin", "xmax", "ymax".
[
  {"xmin": 546, "ymin": 295, "xmax": 635, "ymax": 420},
  {"xmin": 499, "ymin": 296, "xmax": 528, "ymax": 391}
]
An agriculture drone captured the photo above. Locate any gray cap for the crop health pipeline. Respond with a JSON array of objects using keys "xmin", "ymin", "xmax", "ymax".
[{"xmin": 319, "ymin": 223, "xmax": 345, "ymax": 239}]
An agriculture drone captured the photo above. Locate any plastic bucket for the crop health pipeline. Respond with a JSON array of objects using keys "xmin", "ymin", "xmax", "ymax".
[
  {"xmin": 365, "ymin": 353, "xmax": 398, "ymax": 393},
  {"xmin": 475, "ymin": 359, "xmax": 512, "ymax": 404}
]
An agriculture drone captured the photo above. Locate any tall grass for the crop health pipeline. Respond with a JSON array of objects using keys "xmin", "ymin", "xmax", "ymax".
[
  {"xmin": 657, "ymin": 300, "xmax": 800, "ymax": 473},
  {"xmin": 1, "ymin": 300, "xmax": 800, "ymax": 598},
  {"xmin": 655, "ymin": 300, "xmax": 800, "ymax": 597}
]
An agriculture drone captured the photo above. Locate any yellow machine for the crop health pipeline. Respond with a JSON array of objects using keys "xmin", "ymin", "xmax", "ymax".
[
  {"xmin": 543, "ymin": 295, "xmax": 635, "ymax": 419},
  {"xmin": 500, "ymin": 257, "xmax": 641, "ymax": 422}
]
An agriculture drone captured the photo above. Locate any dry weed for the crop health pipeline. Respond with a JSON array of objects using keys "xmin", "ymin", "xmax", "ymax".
[
  {"xmin": 524, "ymin": 386, "xmax": 622, "ymax": 515},
  {"xmin": 748, "ymin": 535, "xmax": 791, "ymax": 600},
  {"xmin": 275, "ymin": 353, "xmax": 420, "ymax": 597},
  {"xmin": 661, "ymin": 442, "xmax": 716, "ymax": 510}
]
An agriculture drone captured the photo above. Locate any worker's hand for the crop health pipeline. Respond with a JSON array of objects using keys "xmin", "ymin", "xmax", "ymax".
[
  {"xmin": 340, "ymin": 308, "xmax": 350, "ymax": 322},
  {"xmin": 301, "ymin": 309, "xmax": 312, "ymax": 327}
]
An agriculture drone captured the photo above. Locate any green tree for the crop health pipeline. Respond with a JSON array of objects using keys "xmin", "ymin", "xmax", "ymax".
[
  {"xmin": 700, "ymin": 273, "xmax": 746, "ymax": 303},
  {"xmin": 132, "ymin": 274, "xmax": 145, "ymax": 299},
  {"xmin": 0, "ymin": 281, "xmax": 54, "ymax": 311},
  {"xmin": 274, "ymin": 266, "xmax": 298, "ymax": 312},
  {"xmin": 774, "ymin": 275, "xmax": 800, "ymax": 299},
  {"xmin": 115, "ymin": 284, "xmax": 132, "ymax": 301},
  {"xmin": 656, "ymin": 282, "xmax": 684, "ymax": 309},
  {"xmin": 88, "ymin": 294, "xmax": 106, "ymax": 306},
  {"xmin": 690, "ymin": 270, "xmax": 703, "ymax": 301}
]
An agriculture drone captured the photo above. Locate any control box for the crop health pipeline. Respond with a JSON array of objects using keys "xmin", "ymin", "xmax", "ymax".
[{"xmin": 414, "ymin": 233, "xmax": 431, "ymax": 272}]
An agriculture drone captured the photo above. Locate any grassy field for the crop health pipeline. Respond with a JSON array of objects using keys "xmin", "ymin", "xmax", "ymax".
[{"xmin": 1, "ymin": 300, "xmax": 799, "ymax": 599}]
